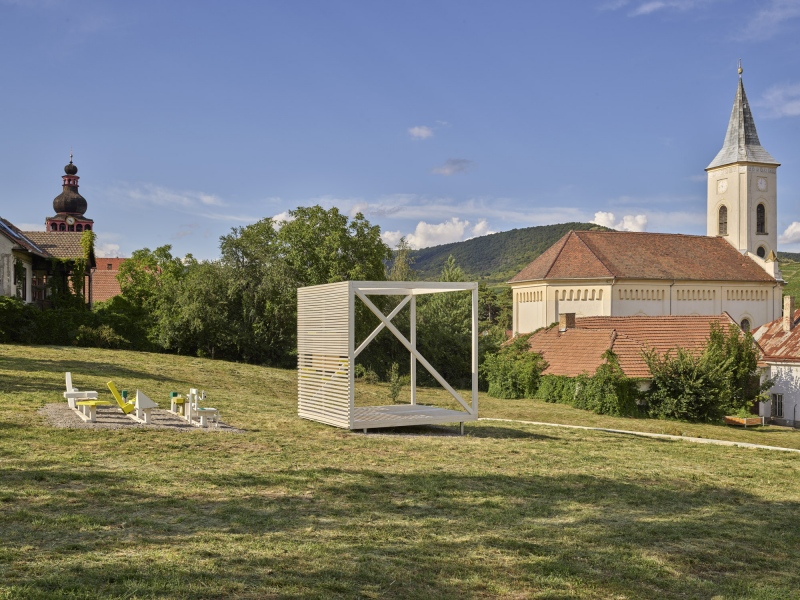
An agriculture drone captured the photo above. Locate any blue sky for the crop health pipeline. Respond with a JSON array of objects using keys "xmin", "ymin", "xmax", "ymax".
[{"xmin": 2, "ymin": 0, "xmax": 800, "ymax": 259}]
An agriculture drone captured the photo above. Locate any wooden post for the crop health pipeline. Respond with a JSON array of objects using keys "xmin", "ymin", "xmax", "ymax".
[
  {"xmin": 471, "ymin": 286, "xmax": 478, "ymax": 415},
  {"xmin": 410, "ymin": 295, "xmax": 416, "ymax": 405}
]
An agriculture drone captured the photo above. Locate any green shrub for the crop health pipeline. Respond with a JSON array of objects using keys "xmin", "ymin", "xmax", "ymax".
[
  {"xmin": 481, "ymin": 334, "xmax": 547, "ymax": 399},
  {"xmin": 74, "ymin": 325, "xmax": 130, "ymax": 349},
  {"xmin": 644, "ymin": 323, "xmax": 770, "ymax": 423},
  {"xmin": 536, "ymin": 351, "xmax": 639, "ymax": 417},
  {"xmin": 0, "ymin": 297, "xmax": 37, "ymax": 343}
]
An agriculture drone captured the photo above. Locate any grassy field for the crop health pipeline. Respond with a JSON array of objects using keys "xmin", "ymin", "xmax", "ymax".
[{"xmin": 2, "ymin": 344, "xmax": 800, "ymax": 599}]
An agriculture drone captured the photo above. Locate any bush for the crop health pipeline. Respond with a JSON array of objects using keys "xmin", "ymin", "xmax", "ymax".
[
  {"xmin": 387, "ymin": 362, "xmax": 403, "ymax": 403},
  {"xmin": 0, "ymin": 297, "xmax": 37, "ymax": 343},
  {"xmin": 481, "ymin": 334, "xmax": 547, "ymax": 399},
  {"xmin": 644, "ymin": 323, "xmax": 770, "ymax": 422},
  {"xmin": 536, "ymin": 352, "xmax": 639, "ymax": 417},
  {"xmin": 74, "ymin": 325, "xmax": 130, "ymax": 349}
]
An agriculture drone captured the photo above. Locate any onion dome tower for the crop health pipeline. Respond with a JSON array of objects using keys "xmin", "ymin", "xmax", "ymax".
[{"xmin": 46, "ymin": 153, "xmax": 94, "ymax": 233}]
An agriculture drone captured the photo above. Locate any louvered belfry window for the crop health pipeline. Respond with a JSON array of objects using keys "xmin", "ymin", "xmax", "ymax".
[
  {"xmin": 757, "ymin": 204, "xmax": 766, "ymax": 234},
  {"xmin": 718, "ymin": 206, "xmax": 728, "ymax": 236}
]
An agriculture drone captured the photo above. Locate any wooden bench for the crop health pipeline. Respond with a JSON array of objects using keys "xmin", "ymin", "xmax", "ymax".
[{"xmin": 75, "ymin": 399, "xmax": 112, "ymax": 423}]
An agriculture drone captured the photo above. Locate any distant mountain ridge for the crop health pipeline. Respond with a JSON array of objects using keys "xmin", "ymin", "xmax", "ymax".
[
  {"xmin": 403, "ymin": 222, "xmax": 800, "ymax": 285},
  {"xmin": 406, "ymin": 222, "xmax": 609, "ymax": 283}
]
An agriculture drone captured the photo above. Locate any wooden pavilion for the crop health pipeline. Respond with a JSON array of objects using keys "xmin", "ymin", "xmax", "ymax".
[{"xmin": 297, "ymin": 281, "xmax": 478, "ymax": 432}]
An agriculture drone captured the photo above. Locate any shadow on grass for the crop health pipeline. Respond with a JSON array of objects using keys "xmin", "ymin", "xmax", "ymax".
[
  {"xmin": 2, "ymin": 463, "xmax": 798, "ymax": 599},
  {"xmin": 0, "ymin": 356, "xmax": 182, "ymax": 394},
  {"xmin": 359, "ymin": 424, "xmax": 557, "ymax": 440}
]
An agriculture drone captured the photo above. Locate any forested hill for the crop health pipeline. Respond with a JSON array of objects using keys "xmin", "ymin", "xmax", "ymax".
[{"xmin": 407, "ymin": 222, "xmax": 609, "ymax": 283}]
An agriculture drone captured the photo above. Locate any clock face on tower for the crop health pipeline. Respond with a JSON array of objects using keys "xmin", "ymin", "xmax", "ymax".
[
  {"xmin": 757, "ymin": 177, "xmax": 767, "ymax": 192},
  {"xmin": 66, "ymin": 216, "xmax": 75, "ymax": 225},
  {"xmin": 717, "ymin": 179, "xmax": 728, "ymax": 194}
]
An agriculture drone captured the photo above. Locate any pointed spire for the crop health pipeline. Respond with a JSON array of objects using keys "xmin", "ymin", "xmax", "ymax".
[{"xmin": 706, "ymin": 64, "xmax": 779, "ymax": 170}]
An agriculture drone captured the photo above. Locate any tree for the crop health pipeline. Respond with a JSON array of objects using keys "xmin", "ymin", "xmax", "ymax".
[
  {"xmin": 388, "ymin": 237, "xmax": 415, "ymax": 281},
  {"xmin": 644, "ymin": 323, "xmax": 769, "ymax": 422},
  {"xmin": 218, "ymin": 205, "xmax": 392, "ymax": 365}
]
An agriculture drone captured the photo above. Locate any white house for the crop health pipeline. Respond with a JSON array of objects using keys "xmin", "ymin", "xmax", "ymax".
[{"xmin": 752, "ymin": 296, "xmax": 800, "ymax": 427}]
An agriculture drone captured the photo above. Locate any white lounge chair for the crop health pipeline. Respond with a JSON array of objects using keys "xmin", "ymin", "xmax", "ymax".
[
  {"xmin": 64, "ymin": 372, "xmax": 111, "ymax": 422},
  {"xmin": 186, "ymin": 388, "xmax": 219, "ymax": 428},
  {"xmin": 134, "ymin": 390, "xmax": 159, "ymax": 424}
]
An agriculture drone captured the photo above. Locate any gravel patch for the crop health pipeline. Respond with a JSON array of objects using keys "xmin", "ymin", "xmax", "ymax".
[{"xmin": 38, "ymin": 403, "xmax": 245, "ymax": 433}]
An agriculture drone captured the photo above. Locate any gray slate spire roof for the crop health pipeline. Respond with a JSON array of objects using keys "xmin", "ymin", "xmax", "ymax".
[{"xmin": 706, "ymin": 76, "xmax": 779, "ymax": 170}]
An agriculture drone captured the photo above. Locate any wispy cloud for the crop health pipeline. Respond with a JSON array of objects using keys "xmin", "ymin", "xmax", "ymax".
[
  {"xmin": 601, "ymin": 0, "xmax": 718, "ymax": 17},
  {"xmin": 755, "ymin": 82, "xmax": 800, "ymax": 118},
  {"xmin": 592, "ymin": 211, "xmax": 648, "ymax": 231},
  {"xmin": 432, "ymin": 158, "xmax": 474, "ymax": 176},
  {"xmin": 408, "ymin": 125, "xmax": 434, "ymax": 140},
  {"xmin": 739, "ymin": 0, "xmax": 800, "ymax": 40},
  {"xmin": 382, "ymin": 217, "xmax": 495, "ymax": 249},
  {"xmin": 94, "ymin": 232, "xmax": 122, "ymax": 258},
  {"xmin": 112, "ymin": 183, "xmax": 226, "ymax": 209}
]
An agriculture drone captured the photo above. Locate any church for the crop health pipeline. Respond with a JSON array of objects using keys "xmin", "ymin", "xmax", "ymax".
[{"xmin": 510, "ymin": 67, "xmax": 783, "ymax": 334}]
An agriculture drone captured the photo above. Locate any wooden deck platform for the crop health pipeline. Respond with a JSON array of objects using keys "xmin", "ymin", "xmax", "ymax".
[{"xmin": 352, "ymin": 404, "xmax": 477, "ymax": 430}]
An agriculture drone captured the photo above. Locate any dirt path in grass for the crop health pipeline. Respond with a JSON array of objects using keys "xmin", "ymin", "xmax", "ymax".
[{"xmin": 479, "ymin": 417, "xmax": 800, "ymax": 453}]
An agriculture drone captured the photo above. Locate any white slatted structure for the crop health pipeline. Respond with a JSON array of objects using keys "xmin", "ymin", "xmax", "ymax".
[{"xmin": 298, "ymin": 281, "xmax": 479, "ymax": 431}]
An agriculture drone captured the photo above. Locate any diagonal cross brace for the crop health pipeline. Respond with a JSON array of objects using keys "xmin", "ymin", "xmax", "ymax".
[
  {"xmin": 354, "ymin": 289, "xmax": 473, "ymax": 414},
  {"xmin": 353, "ymin": 295, "xmax": 412, "ymax": 358}
]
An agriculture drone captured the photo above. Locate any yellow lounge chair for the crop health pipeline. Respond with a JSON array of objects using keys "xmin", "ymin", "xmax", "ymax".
[{"xmin": 107, "ymin": 381, "xmax": 136, "ymax": 415}]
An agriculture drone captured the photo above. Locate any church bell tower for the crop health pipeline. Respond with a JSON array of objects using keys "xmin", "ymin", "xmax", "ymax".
[{"xmin": 706, "ymin": 63, "xmax": 781, "ymax": 279}]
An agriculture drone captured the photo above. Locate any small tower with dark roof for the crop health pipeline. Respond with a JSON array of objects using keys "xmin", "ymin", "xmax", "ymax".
[
  {"xmin": 706, "ymin": 62, "xmax": 780, "ymax": 279},
  {"xmin": 46, "ymin": 153, "xmax": 94, "ymax": 233}
]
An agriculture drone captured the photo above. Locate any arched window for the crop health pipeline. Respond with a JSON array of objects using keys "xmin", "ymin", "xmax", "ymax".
[
  {"xmin": 50, "ymin": 223, "xmax": 57, "ymax": 231},
  {"xmin": 718, "ymin": 205, "xmax": 728, "ymax": 236},
  {"xmin": 76, "ymin": 224, "xmax": 83, "ymax": 232},
  {"xmin": 757, "ymin": 204, "xmax": 766, "ymax": 234},
  {"xmin": 757, "ymin": 246, "xmax": 766, "ymax": 259},
  {"xmin": 741, "ymin": 318, "xmax": 751, "ymax": 332},
  {"xmin": 84, "ymin": 225, "xmax": 91, "ymax": 231},
  {"xmin": 59, "ymin": 223, "xmax": 66, "ymax": 231}
]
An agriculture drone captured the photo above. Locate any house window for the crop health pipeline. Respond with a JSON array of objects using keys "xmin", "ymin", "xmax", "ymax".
[
  {"xmin": 771, "ymin": 393, "xmax": 783, "ymax": 418},
  {"xmin": 718, "ymin": 205, "xmax": 728, "ymax": 235},
  {"xmin": 756, "ymin": 204, "xmax": 766, "ymax": 234},
  {"xmin": 106, "ymin": 263, "xmax": 113, "ymax": 270},
  {"xmin": 741, "ymin": 318, "xmax": 751, "ymax": 332}
]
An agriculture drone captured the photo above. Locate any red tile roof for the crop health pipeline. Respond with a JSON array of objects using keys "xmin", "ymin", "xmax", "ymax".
[
  {"xmin": 91, "ymin": 258, "xmax": 126, "ymax": 303},
  {"xmin": 510, "ymin": 230, "xmax": 776, "ymax": 283},
  {"xmin": 526, "ymin": 313, "xmax": 739, "ymax": 379},
  {"xmin": 752, "ymin": 309, "xmax": 800, "ymax": 363},
  {"xmin": 22, "ymin": 231, "xmax": 86, "ymax": 260}
]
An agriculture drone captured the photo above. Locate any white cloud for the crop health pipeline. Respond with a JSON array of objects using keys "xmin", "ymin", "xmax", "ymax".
[
  {"xmin": 408, "ymin": 125, "xmax": 433, "ymax": 140},
  {"xmin": 592, "ymin": 211, "xmax": 648, "ymax": 232},
  {"xmin": 779, "ymin": 222, "xmax": 800, "ymax": 244},
  {"xmin": 269, "ymin": 210, "xmax": 296, "ymax": 231},
  {"xmin": 432, "ymin": 159, "xmax": 474, "ymax": 176},
  {"xmin": 470, "ymin": 218, "xmax": 494, "ymax": 238},
  {"xmin": 756, "ymin": 82, "xmax": 800, "ymax": 118},
  {"xmin": 388, "ymin": 218, "xmax": 495, "ymax": 249},
  {"xmin": 381, "ymin": 230, "xmax": 404, "ymax": 248},
  {"xmin": 740, "ymin": 0, "xmax": 800, "ymax": 40},
  {"xmin": 94, "ymin": 242, "xmax": 121, "ymax": 258}
]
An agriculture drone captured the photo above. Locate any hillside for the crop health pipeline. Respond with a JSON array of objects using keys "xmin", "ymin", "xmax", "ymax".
[{"xmin": 407, "ymin": 222, "xmax": 609, "ymax": 282}]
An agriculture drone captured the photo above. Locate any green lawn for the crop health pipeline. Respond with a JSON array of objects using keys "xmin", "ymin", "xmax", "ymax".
[
  {"xmin": 781, "ymin": 260, "xmax": 800, "ymax": 300},
  {"xmin": 1, "ymin": 344, "xmax": 799, "ymax": 599}
]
